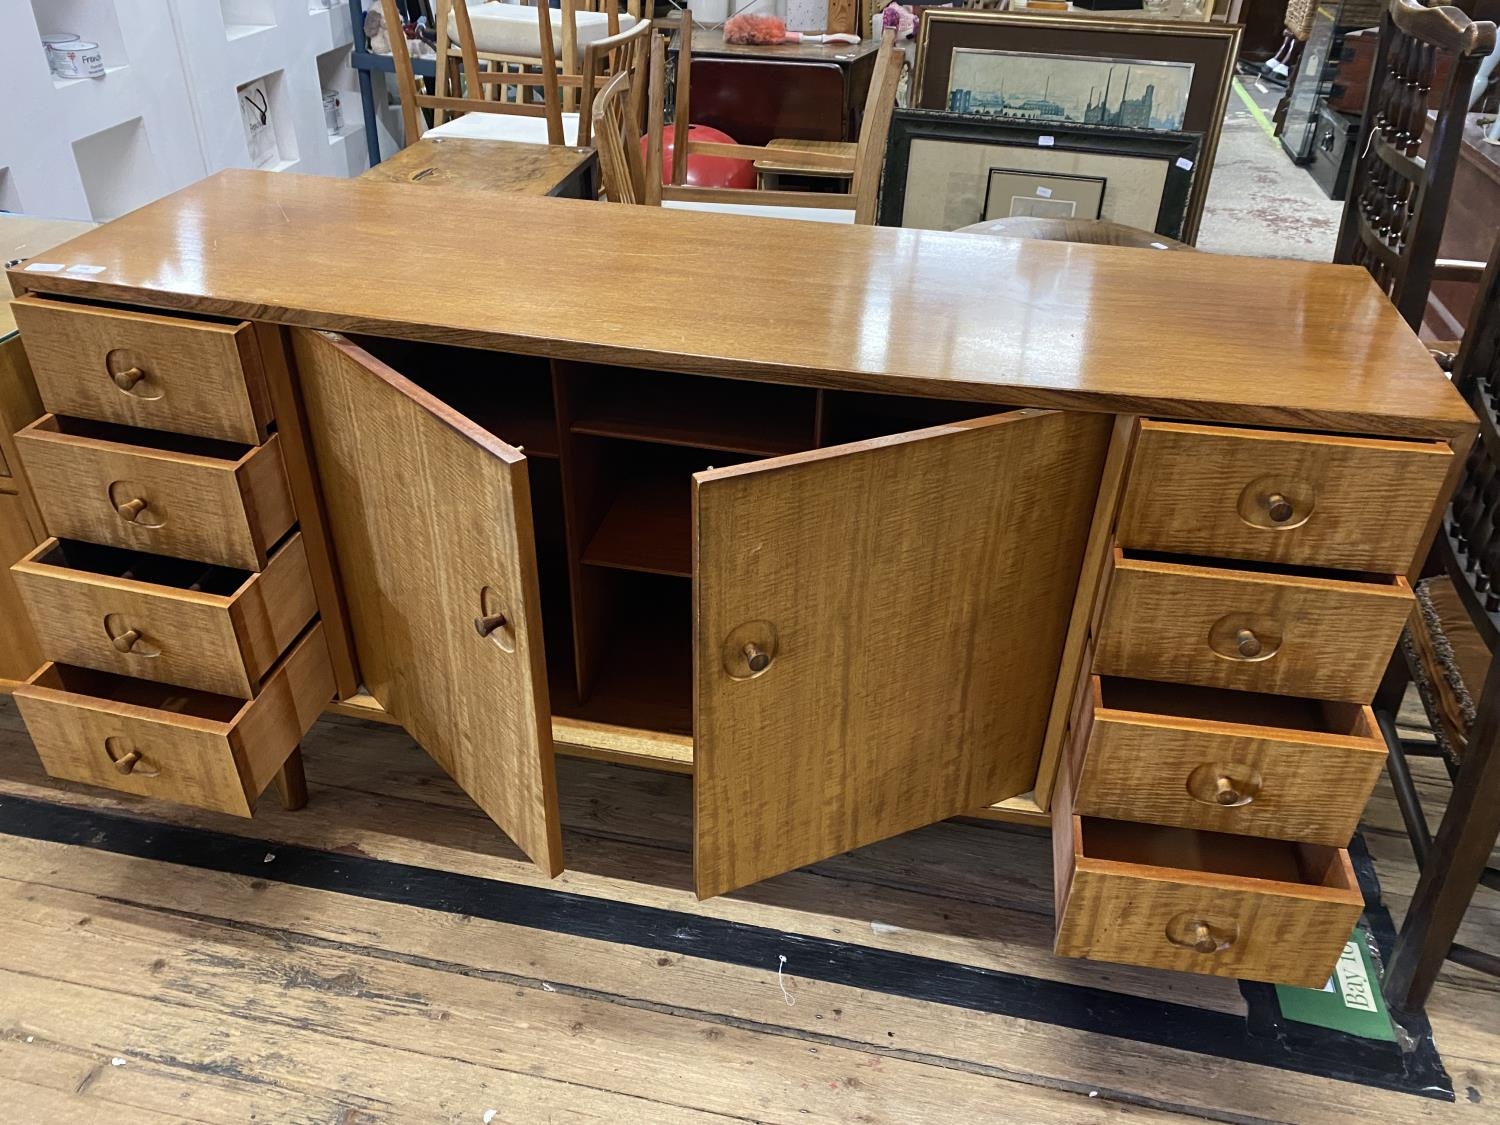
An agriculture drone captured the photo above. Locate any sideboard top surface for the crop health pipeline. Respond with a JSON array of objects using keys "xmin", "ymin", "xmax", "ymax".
[{"xmin": 5, "ymin": 170, "xmax": 1474, "ymax": 439}]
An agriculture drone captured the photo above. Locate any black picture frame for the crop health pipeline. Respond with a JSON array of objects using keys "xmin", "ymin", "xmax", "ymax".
[
  {"xmin": 910, "ymin": 11, "xmax": 1240, "ymax": 242},
  {"xmin": 877, "ymin": 109, "xmax": 1202, "ymax": 241}
]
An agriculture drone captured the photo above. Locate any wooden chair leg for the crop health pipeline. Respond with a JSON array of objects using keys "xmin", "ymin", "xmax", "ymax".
[
  {"xmin": 272, "ymin": 747, "xmax": 309, "ymax": 811},
  {"xmin": 1384, "ymin": 657, "xmax": 1500, "ymax": 1011}
]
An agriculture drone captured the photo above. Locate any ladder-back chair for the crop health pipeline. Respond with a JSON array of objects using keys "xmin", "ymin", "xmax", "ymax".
[
  {"xmin": 1384, "ymin": 238, "xmax": 1500, "ymax": 1012},
  {"xmin": 1333, "ymin": 0, "xmax": 1496, "ymax": 330}
]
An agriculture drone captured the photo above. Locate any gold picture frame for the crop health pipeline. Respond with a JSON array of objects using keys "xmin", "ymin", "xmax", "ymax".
[{"xmin": 912, "ymin": 10, "xmax": 1241, "ymax": 242}]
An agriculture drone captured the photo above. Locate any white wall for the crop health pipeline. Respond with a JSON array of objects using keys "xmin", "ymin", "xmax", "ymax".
[{"xmin": 2, "ymin": 0, "xmax": 370, "ymax": 221}]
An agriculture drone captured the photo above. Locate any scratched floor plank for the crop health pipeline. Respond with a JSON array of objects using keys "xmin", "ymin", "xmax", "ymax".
[{"xmin": 0, "ymin": 697, "xmax": 1496, "ymax": 1123}]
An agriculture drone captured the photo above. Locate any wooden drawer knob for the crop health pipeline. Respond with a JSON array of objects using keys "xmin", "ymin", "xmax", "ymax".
[
  {"xmin": 1166, "ymin": 913, "xmax": 1236, "ymax": 954},
  {"xmin": 111, "ymin": 366, "xmax": 146, "ymax": 391},
  {"xmin": 721, "ymin": 620, "xmax": 778, "ymax": 679},
  {"xmin": 111, "ymin": 628, "xmax": 142, "ymax": 653},
  {"xmin": 1186, "ymin": 763, "xmax": 1261, "ymax": 808},
  {"xmin": 115, "ymin": 496, "xmax": 149, "ymax": 522},
  {"xmin": 474, "ymin": 612, "xmax": 508, "ymax": 637},
  {"xmin": 112, "ymin": 749, "xmax": 142, "ymax": 775},
  {"xmin": 1236, "ymin": 478, "xmax": 1312, "ymax": 531},
  {"xmin": 1213, "ymin": 776, "xmax": 1243, "ymax": 805},
  {"xmin": 1209, "ymin": 615, "xmax": 1281, "ymax": 662}
]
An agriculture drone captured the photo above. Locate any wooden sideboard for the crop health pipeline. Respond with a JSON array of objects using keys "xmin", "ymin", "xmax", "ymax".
[{"xmin": 1, "ymin": 170, "xmax": 1475, "ymax": 989}]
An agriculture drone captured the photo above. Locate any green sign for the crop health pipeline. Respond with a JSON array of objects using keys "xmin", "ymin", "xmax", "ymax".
[{"xmin": 1274, "ymin": 929, "xmax": 1396, "ymax": 1042}]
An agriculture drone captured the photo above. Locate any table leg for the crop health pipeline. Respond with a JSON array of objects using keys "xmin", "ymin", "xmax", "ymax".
[{"xmin": 272, "ymin": 747, "xmax": 309, "ymax": 812}]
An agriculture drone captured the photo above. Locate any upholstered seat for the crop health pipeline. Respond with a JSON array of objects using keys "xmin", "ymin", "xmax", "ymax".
[
  {"xmin": 662, "ymin": 200, "xmax": 855, "ymax": 223},
  {"xmin": 449, "ymin": 2, "xmax": 637, "ymax": 62},
  {"xmin": 957, "ymin": 217, "xmax": 1193, "ymax": 251},
  {"xmin": 427, "ymin": 109, "xmax": 583, "ymax": 146}
]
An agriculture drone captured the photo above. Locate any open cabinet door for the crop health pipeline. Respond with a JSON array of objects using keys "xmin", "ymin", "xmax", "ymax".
[
  {"xmin": 291, "ymin": 330, "xmax": 562, "ymax": 875},
  {"xmin": 693, "ymin": 409, "xmax": 1112, "ymax": 898}
]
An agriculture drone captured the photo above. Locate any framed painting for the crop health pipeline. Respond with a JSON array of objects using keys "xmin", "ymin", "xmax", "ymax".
[
  {"xmin": 912, "ymin": 11, "xmax": 1241, "ymax": 241},
  {"xmin": 877, "ymin": 109, "xmax": 1201, "ymax": 239},
  {"xmin": 983, "ymin": 169, "xmax": 1107, "ymax": 220}
]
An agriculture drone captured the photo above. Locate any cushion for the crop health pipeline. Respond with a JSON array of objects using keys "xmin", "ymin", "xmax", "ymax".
[
  {"xmin": 448, "ymin": 2, "xmax": 637, "ymax": 61},
  {"xmin": 662, "ymin": 200, "xmax": 856, "ymax": 224},
  {"xmin": 427, "ymin": 110, "xmax": 581, "ymax": 146}
]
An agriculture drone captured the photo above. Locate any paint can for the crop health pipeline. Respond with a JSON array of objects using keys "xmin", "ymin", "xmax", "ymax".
[
  {"xmin": 49, "ymin": 40, "xmax": 105, "ymax": 80},
  {"xmin": 40, "ymin": 33, "xmax": 78, "ymax": 74},
  {"xmin": 323, "ymin": 89, "xmax": 344, "ymax": 136}
]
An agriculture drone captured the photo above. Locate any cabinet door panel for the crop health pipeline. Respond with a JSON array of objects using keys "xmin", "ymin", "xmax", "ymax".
[
  {"xmin": 292, "ymin": 330, "xmax": 562, "ymax": 875},
  {"xmin": 693, "ymin": 409, "xmax": 1112, "ymax": 898}
]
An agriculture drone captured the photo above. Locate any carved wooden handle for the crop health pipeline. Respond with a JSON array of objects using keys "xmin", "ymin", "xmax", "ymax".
[
  {"xmin": 1266, "ymin": 492, "xmax": 1294, "ymax": 523},
  {"xmin": 1213, "ymin": 776, "xmax": 1246, "ymax": 806},
  {"xmin": 111, "ymin": 366, "xmax": 145, "ymax": 391},
  {"xmin": 1234, "ymin": 628, "xmax": 1262, "ymax": 658},
  {"xmin": 115, "ymin": 497, "xmax": 148, "ymax": 522},
  {"xmin": 111, "ymin": 628, "xmax": 142, "ymax": 654},
  {"xmin": 112, "ymin": 749, "xmax": 142, "ymax": 775},
  {"xmin": 474, "ymin": 612, "xmax": 508, "ymax": 637}
]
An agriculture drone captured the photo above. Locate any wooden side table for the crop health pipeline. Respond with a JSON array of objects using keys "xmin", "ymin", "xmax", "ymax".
[
  {"xmin": 359, "ymin": 137, "xmax": 599, "ymax": 199},
  {"xmin": 669, "ymin": 28, "xmax": 880, "ymax": 146}
]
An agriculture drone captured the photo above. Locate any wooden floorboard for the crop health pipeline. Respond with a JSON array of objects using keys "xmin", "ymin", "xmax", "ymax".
[{"xmin": 0, "ymin": 697, "xmax": 1496, "ymax": 1122}]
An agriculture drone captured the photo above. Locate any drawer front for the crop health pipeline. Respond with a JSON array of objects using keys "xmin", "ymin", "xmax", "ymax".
[
  {"xmin": 11, "ymin": 297, "xmax": 271, "ymax": 444},
  {"xmin": 1073, "ymin": 680, "xmax": 1387, "ymax": 845},
  {"xmin": 16, "ymin": 418, "xmax": 294, "ymax": 571},
  {"xmin": 1117, "ymin": 421, "xmax": 1452, "ymax": 573},
  {"xmin": 1094, "ymin": 553, "xmax": 1414, "ymax": 702},
  {"xmin": 14, "ymin": 623, "xmax": 332, "ymax": 817},
  {"xmin": 1054, "ymin": 824, "xmax": 1363, "ymax": 987},
  {"xmin": 11, "ymin": 533, "xmax": 317, "ymax": 698}
]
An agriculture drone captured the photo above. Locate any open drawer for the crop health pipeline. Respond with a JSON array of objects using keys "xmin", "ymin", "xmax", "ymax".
[
  {"xmin": 1094, "ymin": 548, "xmax": 1414, "ymax": 702},
  {"xmin": 1052, "ymin": 761, "xmax": 1363, "ymax": 987},
  {"xmin": 15, "ymin": 414, "xmax": 294, "ymax": 571},
  {"xmin": 11, "ymin": 533, "xmax": 317, "ymax": 699},
  {"xmin": 1071, "ymin": 677, "xmax": 1387, "ymax": 846},
  {"xmin": 13, "ymin": 623, "xmax": 333, "ymax": 817}
]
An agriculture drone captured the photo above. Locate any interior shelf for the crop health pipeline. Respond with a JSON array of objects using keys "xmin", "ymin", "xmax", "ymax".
[
  {"xmin": 573, "ymin": 440, "xmax": 751, "ymax": 579},
  {"xmin": 550, "ymin": 570, "xmax": 693, "ymax": 735},
  {"xmin": 564, "ymin": 363, "xmax": 817, "ymax": 457},
  {"xmin": 581, "ymin": 474, "xmax": 692, "ymax": 577}
]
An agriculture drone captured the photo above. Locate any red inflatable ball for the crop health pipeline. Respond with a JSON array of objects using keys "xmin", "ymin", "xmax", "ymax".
[{"xmin": 645, "ymin": 124, "xmax": 756, "ymax": 188}]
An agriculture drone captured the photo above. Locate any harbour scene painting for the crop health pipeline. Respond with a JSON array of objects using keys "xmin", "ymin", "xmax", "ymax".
[{"xmin": 947, "ymin": 49, "xmax": 1194, "ymax": 131}]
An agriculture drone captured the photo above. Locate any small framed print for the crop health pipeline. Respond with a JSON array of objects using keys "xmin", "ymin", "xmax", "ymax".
[
  {"xmin": 877, "ymin": 109, "xmax": 1200, "ymax": 239},
  {"xmin": 983, "ymin": 169, "xmax": 1106, "ymax": 221}
]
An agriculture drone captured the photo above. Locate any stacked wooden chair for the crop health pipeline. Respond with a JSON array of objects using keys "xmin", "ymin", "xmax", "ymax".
[
  {"xmin": 1333, "ymin": 0, "xmax": 1496, "ymax": 330},
  {"xmin": 382, "ymin": 0, "xmax": 650, "ymax": 148}
]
